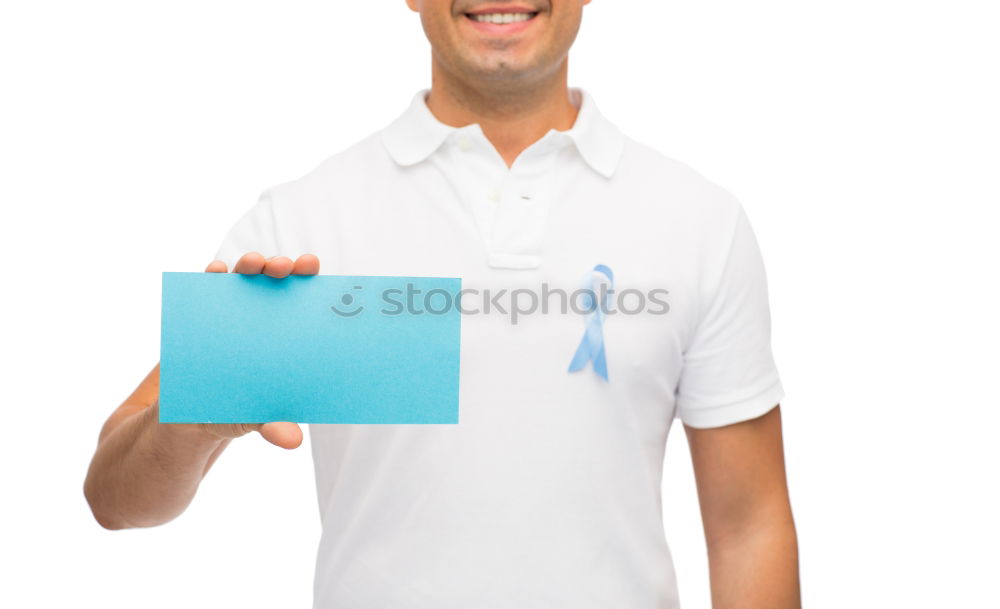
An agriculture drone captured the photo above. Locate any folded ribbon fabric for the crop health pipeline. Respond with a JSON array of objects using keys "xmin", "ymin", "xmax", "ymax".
[{"xmin": 567, "ymin": 264, "xmax": 614, "ymax": 382}]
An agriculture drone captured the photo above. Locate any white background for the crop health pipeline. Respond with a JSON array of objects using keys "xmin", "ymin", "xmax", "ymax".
[{"xmin": 1, "ymin": 1, "xmax": 997, "ymax": 607}]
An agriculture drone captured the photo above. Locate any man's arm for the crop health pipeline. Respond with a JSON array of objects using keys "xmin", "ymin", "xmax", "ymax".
[
  {"xmin": 685, "ymin": 405, "xmax": 800, "ymax": 608},
  {"xmin": 83, "ymin": 253, "xmax": 317, "ymax": 530}
]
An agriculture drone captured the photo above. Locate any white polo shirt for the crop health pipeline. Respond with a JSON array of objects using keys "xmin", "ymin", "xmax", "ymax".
[{"xmin": 212, "ymin": 87, "xmax": 784, "ymax": 609}]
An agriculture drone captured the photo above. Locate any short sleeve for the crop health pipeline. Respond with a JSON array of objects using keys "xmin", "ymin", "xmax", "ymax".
[
  {"xmin": 211, "ymin": 190, "xmax": 281, "ymax": 271},
  {"xmin": 675, "ymin": 203, "xmax": 784, "ymax": 428}
]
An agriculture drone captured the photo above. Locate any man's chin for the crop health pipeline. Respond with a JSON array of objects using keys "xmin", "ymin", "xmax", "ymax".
[
  {"xmin": 460, "ymin": 61, "xmax": 540, "ymax": 84},
  {"xmin": 455, "ymin": 47, "xmax": 547, "ymax": 77}
]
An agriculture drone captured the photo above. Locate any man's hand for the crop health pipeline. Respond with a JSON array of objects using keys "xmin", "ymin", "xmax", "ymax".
[
  {"xmin": 84, "ymin": 251, "xmax": 320, "ymax": 529},
  {"xmin": 190, "ymin": 252, "xmax": 321, "ymax": 450}
]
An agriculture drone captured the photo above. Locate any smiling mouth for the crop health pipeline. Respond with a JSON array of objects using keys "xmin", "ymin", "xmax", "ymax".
[{"xmin": 464, "ymin": 11, "xmax": 539, "ymax": 24}]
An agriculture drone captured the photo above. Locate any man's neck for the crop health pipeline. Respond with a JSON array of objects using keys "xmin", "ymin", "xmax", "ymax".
[{"xmin": 425, "ymin": 62, "xmax": 579, "ymax": 168}]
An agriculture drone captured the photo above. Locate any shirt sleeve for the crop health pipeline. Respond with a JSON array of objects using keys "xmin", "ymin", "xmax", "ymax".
[
  {"xmin": 210, "ymin": 190, "xmax": 282, "ymax": 271},
  {"xmin": 675, "ymin": 202, "xmax": 784, "ymax": 428}
]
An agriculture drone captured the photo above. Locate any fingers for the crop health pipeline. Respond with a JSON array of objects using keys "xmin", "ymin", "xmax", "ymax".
[
  {"xmin": 262, "ymin": 256, "xmax": 295, "ymax": 278},
  {"xmin": 205, "ymin": 260, "xmax": 228, "ymax": 273},
  {"xmin": 292, "ymin": 254, "xmax": 320, "ymax": 276},
  {"xmin": 196, "ymin": 422, "xmax": 258, "ymax": 440},
  {"xmin": 230, "ymin": 252, "xmax": 315, "ymax": 279},
  {"xmin": 258, "ymin": 422, "xmax": 303, "ymax": 449},
  {"xmin": 233, "ymin": 252, "xmax": 267, "ymax": 274},
  {"xmin": 196, "ymin": 422, "xmax": 302, "ymax": 449}
]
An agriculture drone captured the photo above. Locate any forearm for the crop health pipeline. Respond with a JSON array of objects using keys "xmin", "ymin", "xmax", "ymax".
[
  {"xmin": 707, "ymin": 517, "xmax": 800, "ymax": 609},
  {"xmin": 84, "ymin": 402, "xmax": 229, "ymax": 530}
]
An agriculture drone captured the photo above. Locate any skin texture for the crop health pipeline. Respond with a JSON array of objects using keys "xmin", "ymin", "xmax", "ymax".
[
  {"xmin": 85, "ymin": 2, "xmax": 800, "ymax": 607},
  {"xmin": 686, "ymin": 407, "xmax": 801, "ymax": 607}
]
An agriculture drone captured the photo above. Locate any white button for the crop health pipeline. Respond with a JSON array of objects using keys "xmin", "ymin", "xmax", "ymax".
[
  {"xmin": 457, "ymin": 136, "xmax": 472, "ymax": 151},
  {"xmin": 488, "ymin": 188, "xmax": 501, "ymax": 202}
]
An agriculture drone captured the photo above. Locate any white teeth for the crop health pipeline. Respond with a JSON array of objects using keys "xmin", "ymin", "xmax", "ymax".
[{"xmin": 469, "ymin": 12, "xmax": 534, "ymax": 24}]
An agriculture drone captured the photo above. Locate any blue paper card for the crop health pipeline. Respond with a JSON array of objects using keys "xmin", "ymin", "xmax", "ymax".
[{"xmin": 159, "ymin": 272, "xmax": 462, "ymax": 424}]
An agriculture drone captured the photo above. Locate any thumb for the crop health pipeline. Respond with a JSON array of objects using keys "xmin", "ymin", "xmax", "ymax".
[{"xmin": 257, "ymin": 422, "xmax": 303, "ymax": 449}]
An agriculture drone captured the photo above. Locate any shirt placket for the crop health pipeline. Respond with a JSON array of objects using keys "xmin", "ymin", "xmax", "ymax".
[
  {"xmin": 433, "ymin": 127, "xmax": 503, "ymax": 262},
  {"xmin": 486, "ymin": 133, "xmax": 569, "ymax": 270},
  {"xmin": 436, "ymin": 126, "xmax": 570, "ymax": 271}
]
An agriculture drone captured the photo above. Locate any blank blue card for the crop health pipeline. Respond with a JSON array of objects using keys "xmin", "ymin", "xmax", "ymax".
[{"xmin": 159, "ymin": 272, "xmax": 461, "ymax": 424}]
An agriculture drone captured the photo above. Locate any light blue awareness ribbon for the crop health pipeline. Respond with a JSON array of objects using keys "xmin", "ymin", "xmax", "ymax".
[{"xmin": 568, "ymin": 264, "xmax": 614, "ymax": 382}]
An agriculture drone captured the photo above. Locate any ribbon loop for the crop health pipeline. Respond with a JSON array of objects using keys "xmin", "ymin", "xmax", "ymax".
[{"xmin": 568, "ymin": 264, "xmax": 614, "ymax": 382}]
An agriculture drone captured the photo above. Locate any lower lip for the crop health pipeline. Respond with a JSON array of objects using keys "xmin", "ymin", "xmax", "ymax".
[{"xmin": 463, "ymin": 13, "xmax": 539, "ymax": 36}]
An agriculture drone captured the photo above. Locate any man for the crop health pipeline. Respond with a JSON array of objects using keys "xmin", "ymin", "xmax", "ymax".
[{"xmin": 85, "ymin": 1, "xmax": 800, "ymax": 607}]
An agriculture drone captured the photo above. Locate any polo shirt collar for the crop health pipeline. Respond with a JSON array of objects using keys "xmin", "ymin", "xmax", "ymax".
[{"xmin": 380, "ymin": 87, "xmax": 625, "ymax": 179}]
